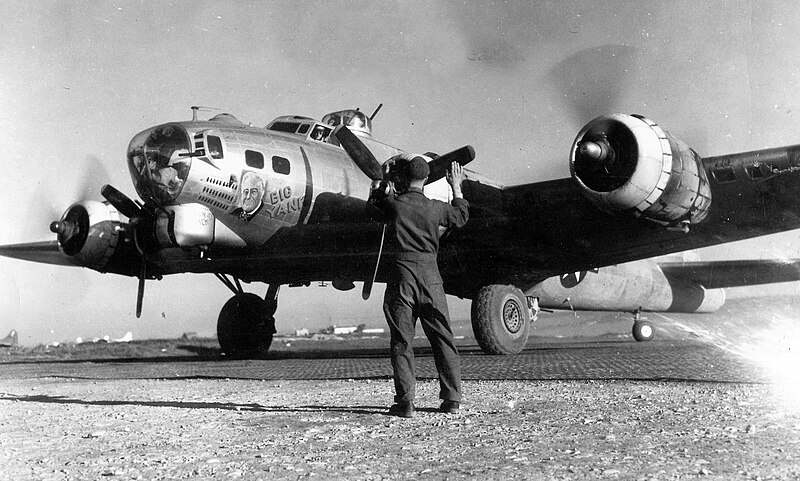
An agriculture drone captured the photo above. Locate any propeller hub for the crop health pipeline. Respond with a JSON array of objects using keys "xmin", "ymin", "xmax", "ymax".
[
  {"xmin": 52, "ymin": 204, "xmax": 90, "ymax": 256},
  {"xmin": 579, "ymin": 141, "xmax": 607, "ymax": 161}
]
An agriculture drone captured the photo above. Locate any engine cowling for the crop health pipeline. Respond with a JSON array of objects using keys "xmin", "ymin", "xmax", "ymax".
[
  {"xmin": 570, "ymin": 114, "xmax": 712, "ymax": 226},
  {"xmin": 50, "ymin": 200, "xmax": 122, "ymax": 269}
]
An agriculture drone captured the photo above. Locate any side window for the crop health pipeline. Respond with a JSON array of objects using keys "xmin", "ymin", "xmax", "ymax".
[
  {"xmin": 272, "ymin": 156, "xmax": 290, "ymax": 175},
  {"xmin": 207, "ymin": 135, "xmax": 223, "ymax": 159},
  {"xmin": 245, "ymin": 150, "xmax": 265, "ymax": 169}
]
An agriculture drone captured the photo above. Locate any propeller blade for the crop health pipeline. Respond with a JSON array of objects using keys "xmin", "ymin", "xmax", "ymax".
[
  {"xmin": 77, "ymin": 155, "xmax": 112, "ymax": 200},
  {"xmin": 136, "ymin": 260, "xmax": 146, "ymax": 318},
  {"xmin": 425, "ymin": 145, "xmax": 476, "ymax": 184},
  {"xmin": 362, "ymin": 224, "xmax": 386, "ymax": 300},
  {"xmin": 334, "ymin": 125, "xmax": 384, "ymax": 181},
  {"xmin": 101, "ymin": 184, "xmax": 142, "ymax": 219},
  {"xmin": 546, "ymin": 45, "xmax": 637, "ymax": 129}
]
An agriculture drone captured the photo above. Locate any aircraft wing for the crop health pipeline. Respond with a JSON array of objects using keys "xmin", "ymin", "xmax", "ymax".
[
  {"xmin": 0, "ymin": 240, "xmax": 82, "ymax": 267},
  {"xmin": 659, "ymin": 259, "xmax": 800, "ymax": 289},
  {"xmin": 442, "ymin": 134, "xmax": 800, "ymax": 297}
]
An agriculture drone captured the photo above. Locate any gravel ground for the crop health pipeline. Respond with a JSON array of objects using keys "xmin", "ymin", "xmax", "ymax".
[{"xmin": 1, "ymin": 377, "xmax": 799, "ymax": 480}]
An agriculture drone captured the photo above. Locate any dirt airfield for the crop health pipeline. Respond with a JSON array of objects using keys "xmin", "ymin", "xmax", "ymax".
[
  {"xmin": 0, "ymin": 330, "xmax": 799, "ymax": 481},
  {"xmin": 1, "ymin": 375, "xmax": 799, "ymax": 480}
]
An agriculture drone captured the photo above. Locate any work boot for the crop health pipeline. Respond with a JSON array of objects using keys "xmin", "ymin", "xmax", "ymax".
[
  {"xmin": 388, "ymin": 401, "xmax": 415, "ymax": 418},
  {"xmin": 439, "ymin": 400, "xmax": 460, "ymax": 414}
]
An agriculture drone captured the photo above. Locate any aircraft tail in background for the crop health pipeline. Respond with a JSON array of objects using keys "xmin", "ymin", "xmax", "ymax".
[{"xmin": 0, "ymin": 330, "xmax": 19, "ymax": 347}]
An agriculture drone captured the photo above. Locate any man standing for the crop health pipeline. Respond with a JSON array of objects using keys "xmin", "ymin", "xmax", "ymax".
[{"xmin": 369, "ymin": 155, "xmax": 469, "ymax": 418}]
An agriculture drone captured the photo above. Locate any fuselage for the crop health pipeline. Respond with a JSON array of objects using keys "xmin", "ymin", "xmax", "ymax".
[
  {"xmin": 125, "ymin": 109, "xmax": 456, "ymax": 286},
  {"xmin": 130, "ymin": 111, "xmax": 373, "ymax": 246}
]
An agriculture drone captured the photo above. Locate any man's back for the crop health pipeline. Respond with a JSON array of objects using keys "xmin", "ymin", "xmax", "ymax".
[{"xmin": 382, "ymin": 187, "xmax": 469, "ymax": 256}]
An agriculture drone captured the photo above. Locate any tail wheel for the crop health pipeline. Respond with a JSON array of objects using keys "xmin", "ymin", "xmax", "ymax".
[
  {"xmin": 217, "ymin": 293, "xmax": 276, "ymax": 358},
  {"xmin": 471, "ymin": 284, "xmax": 531, "ymax": 355},
  {"xmin": 632, "ymin": 321, "xmax": 655, "ymax": 342}
]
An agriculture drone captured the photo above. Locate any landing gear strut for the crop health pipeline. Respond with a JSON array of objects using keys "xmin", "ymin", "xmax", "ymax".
[
  {"xmin": 631, "ymin": 308, "xmax": 655, "ymax": 342},
  {"xmin": 215, "ymin": 274, "xmax": 278, "ymax": 358}
]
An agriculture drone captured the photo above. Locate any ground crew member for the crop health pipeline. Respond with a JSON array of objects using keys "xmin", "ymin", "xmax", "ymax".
[{"xmin": 368, "ymin": 154, "xmax": 469, "ymax": 418}]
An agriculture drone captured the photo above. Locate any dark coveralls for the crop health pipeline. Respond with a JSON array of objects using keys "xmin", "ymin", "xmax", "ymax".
[{"xmin": 374, "ymin": 187, "xmax": 470, "ymax": 403}]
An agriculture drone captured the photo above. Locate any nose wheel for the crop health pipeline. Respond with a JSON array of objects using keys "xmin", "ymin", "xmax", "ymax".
[{"xmin": 631, "ymin": 308, "xmax": 655, "ymax": 342}]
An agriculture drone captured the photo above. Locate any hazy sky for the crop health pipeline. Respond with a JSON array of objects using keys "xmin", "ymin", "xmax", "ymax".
[{"xmin": 2, "ymin": 1, "xmax": 800, "ymax": 345}]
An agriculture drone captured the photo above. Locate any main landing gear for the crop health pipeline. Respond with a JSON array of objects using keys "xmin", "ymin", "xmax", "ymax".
[
  {"xmin": 631, "ymin": 308, "xmax": 655, "ymax": 342},
  {"xmin": 471, "ymin": 284, "xmax": 539, "ymax": 355},
  {"xmin": 214, "ymin": 274, "xmax": 278, "ymax": 358}
]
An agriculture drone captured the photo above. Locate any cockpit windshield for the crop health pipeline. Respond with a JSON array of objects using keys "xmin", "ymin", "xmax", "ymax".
[{"xmin": 127, "ymin": 124, "xmax": 191, "ymax": 204}]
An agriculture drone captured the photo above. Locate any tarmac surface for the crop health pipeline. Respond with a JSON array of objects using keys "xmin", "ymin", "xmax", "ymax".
[
  {"xmin": 0, "ymin": 336, "xmax": 774, "ymax": 384},
  {"xmin": 1, "ymin": 320, "xmax": 799, "ymax": 480}
]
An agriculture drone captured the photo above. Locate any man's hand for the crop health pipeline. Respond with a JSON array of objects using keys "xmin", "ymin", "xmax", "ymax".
[
  {"xmin": 446, "ymin": 161, "xmax": 465, "ymax": 198},
  {"xmin": 368, "ymin": 180, "xmax": 392, "ymax": 204}
]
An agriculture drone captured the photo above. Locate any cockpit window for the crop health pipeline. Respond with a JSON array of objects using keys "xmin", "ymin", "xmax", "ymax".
[
  {"xmin": 127, "ymin": 124, "xmax": 191, "ymax": 204},
  {"xmin": 267, "ymin": 121, "xmax": 301, "ymax": 133},
  {"xmin": 310, "ymin": 124, "xmax": 332, "ymax": 142}
]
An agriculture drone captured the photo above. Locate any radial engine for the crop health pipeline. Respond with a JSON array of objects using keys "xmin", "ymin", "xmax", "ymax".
[
  {"xmin": 570, "ymin": 114, "xmax": 712, "ymax": 228},
  {"xmin": 49, "ymin": 200, "xmax": 124, "ymax": 270}
]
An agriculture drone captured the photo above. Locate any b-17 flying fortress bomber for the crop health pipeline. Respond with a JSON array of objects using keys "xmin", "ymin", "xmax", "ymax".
[{"xmin": 2, "ymin": 106, "xmax": 800, "ymax": 355}]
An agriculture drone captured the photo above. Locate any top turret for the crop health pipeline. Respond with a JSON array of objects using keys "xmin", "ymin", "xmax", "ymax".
[{"xmin": 321, "ymin": 109, "xmax": 372, "ymax": 138}]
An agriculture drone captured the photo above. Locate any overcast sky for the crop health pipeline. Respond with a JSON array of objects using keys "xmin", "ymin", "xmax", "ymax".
[{"xmin": 2, "ymin": 1, "xmax": 799, "ymax": 345}]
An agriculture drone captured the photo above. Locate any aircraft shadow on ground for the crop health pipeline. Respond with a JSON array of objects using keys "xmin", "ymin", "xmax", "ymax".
[
  {"xmin": 0, "ymin": 393, "xmax": 394, "ymax": 416},
  {"xmin": 0, "ymin": 338, "xmax": 648, "ymax": 365}
]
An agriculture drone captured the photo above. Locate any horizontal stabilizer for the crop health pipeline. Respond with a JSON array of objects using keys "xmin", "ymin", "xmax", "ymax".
[{"xmin": 0, "ymin": 241, "xmax": 80, "ymax": 267}]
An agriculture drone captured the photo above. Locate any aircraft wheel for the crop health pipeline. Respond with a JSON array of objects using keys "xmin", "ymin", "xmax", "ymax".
[
  {"xmin": 471, "ymin": 284, "xmax": 531, "ymax": 355},
  {"xmin": 632, "ymin": 321, "xmax": 655, "ymax": 342},
  {"xmin": 217, "ymin": 293, "xmax": 276, "ymax": 358}
]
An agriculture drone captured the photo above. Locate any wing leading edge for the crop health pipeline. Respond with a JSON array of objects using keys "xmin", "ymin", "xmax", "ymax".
[{"xmin": 0, "ymin": 241, "xmax": 81, "ymax": 267}]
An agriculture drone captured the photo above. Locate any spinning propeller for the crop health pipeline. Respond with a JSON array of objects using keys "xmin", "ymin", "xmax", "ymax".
[
  {"xmin": 334, "ymin": 125, "xmax": 476, "ymax": 299},
  {"xmin": 547, "ymin": 44, "xmax": 637, "ymax": 172}
]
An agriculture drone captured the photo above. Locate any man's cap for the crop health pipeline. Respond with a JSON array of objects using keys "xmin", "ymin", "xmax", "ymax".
[{"xmin": 407, "ymin": 155, "xmax": 430, "ymax": 180}]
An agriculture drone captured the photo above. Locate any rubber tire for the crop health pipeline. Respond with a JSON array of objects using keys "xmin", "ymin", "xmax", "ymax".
[
  {"xmin": 471, "ymin": 285, "xmax": 531, "ymax": 355},
  {"xmin": 217, "ymin": 293, "xmax": 276, "ymax": 358},
  {"xmin": 632, "ymin": 321, "xmax": 655, "ymax": 342}
]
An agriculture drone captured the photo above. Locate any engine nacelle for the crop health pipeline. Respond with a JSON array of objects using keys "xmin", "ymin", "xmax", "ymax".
[
  {"xmin": 154, "ymin": 203, "xmax": 215, "ymax": 248},
  {"xmin": 570, "ymin": 114, "xmax": 712, "ymax": 226},
  {"xmin": 51, "ymin": 200, "xmax": 122, "ymax": 269}
]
